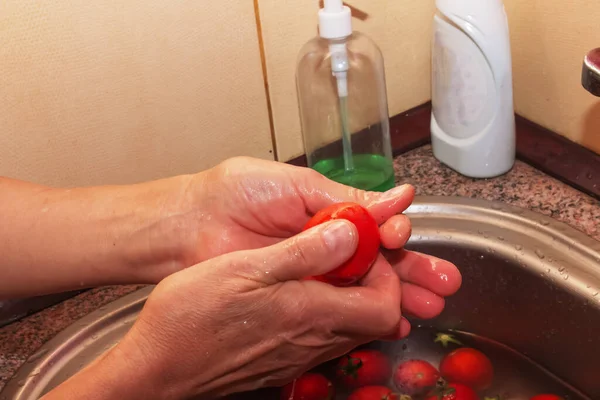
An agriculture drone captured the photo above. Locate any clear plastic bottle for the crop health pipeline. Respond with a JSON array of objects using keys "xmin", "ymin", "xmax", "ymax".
[{"xmin": 296, "ymin": 0, "xmax": 394, "ymax": 192}]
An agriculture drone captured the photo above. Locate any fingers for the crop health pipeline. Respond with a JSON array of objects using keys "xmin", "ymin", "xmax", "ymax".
[
  {"xmin": 379, "ymin": 214, "xmax": 411, "ymax": 249},
  {"xmin": 381, "ymin": 317, "xmax": 412, "ymax": 341},
  {"xmin": 365, "ymin": 184, "xmax": 415, "ymax": 226},
  {"xmin": 386, "ymin": 250, "xmax": 462, "ymax": 297},
  {"xmin": 245, "ymin": 220, "xmax": 358, "ymax": 284},
  {"xmin": 400, "ymin": 282, "xmax": 445, "ymax": 319},
  {"xmin": 295, "ymin": 168, "xmax": 415, "ymax": 225},
  {"xmin": 319, "ymin": 255, "xmax": 402, "ymax": 337}
]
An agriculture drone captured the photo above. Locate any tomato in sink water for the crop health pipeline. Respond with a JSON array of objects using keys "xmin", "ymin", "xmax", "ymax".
[
  {"xmin": 280, "ymin": 373, "xmax": 334, "ymax": 400},
  {"xmin": 336, "ymin": 349, "xmax": 392, "ymax": 388},
  {"xmin": 347, "ymin": 385, "xmax": 401, "ymax": 400},
  {"xmin": 425, "ymin": 382, "xmax": 479, "ymax": 400},
  {"xmin": 439, "ymin": 348, "xmax": 494, "ymax": 391},
  {"xmin": 303, "ymin": 202, "xmax": 380, "ymax": 286},
  {"xmin": 530, "ymin": 395, "xmax": 564, "ymax": 400},
  {"xmin": 393, "ymin": 359, "xmax": 440, "ymax": 395}
]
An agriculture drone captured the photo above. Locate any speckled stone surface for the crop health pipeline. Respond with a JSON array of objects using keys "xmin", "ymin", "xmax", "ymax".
[
  {"xmin": 1, "ymin": 145, "xmax": 599, "ymax": 392},
  {"xmin": 395, "ymin": 146, "xmax": 600, "ymax": 241}
]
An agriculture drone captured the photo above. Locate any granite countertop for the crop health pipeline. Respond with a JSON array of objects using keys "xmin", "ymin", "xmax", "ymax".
[{"xmin": 1, "ymin": 145, "xmax": 599, "ymax": 391}]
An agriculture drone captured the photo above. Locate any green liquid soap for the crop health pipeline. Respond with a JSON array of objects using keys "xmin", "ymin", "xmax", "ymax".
[{"xmin": 312, "ymin": 153, "xmax": 395, "ymax": 192}]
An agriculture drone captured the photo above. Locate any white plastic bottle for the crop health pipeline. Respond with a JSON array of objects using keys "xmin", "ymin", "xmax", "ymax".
[{"xmin": 430, "ymin": 0, "xmax": 515, "ymax": 178}]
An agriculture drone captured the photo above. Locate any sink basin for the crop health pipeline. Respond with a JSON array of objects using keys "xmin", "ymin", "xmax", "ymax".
[{"xmin": 2, "ymin": 196, "xmax": 600, "ymax": 399}]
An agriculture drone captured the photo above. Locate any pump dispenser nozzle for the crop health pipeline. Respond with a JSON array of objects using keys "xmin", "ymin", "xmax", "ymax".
[
  {"xmin": 318, "ymin": 0, "xmax": 351, "ymax": 98},
  {"xmin": 319, "ymin": 0, "xmax": 352, "ymax": 40}
]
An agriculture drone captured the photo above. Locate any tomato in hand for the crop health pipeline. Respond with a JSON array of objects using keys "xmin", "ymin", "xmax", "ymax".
[
  {"xmin": 393, "ymin": 359, "xmax": 440, "ymax": 395},
  {"xmin": 280, "ymin": 373, "xmax": 334, "ymax": 400},
  {"xmin": 425, "ymin": 382, "xmax": 479, "ymax": 400},
  {"xmin": 303, "ymin": 202, "xmax": 380, "ymax": 286},
  {"xmin": 336, "ymin": 349, "xmax": 392, "ymax": 388},
  {"xmin": 439, "ymin": 348, "xmax": 494, "ymax": 391},
  {"xmin": 348, "ymin": 385, "xmax": 401, "ymax": 400},
  {"xmin": 530, "ymin": 395, "xmax": 564, "ymax": 400}
]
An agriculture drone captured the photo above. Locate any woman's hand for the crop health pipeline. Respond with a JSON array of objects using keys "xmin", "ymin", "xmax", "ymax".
[
  {"xmin": 159, "ymin": 157, "xmax": 461, "ymax": 323},
  {"xmin": 1, "ymin": 156, "xmax": 460, "ymax": 319},
  {"xmin": 43, "ymin": 220, "xmax": 406, "ymax": 400}
]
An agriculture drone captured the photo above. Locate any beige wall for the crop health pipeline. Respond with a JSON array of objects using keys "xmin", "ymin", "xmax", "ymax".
[
  {"xmin": 1, "ymin": 1, "xmax": 599, "ymax": 188},
  {"xmin": 0, "ymin": 1, "xmax": 273, "ymax": 187},
  {"xmin": 504, "ymin": 0, "xmax": 600, "ymax": 155}
]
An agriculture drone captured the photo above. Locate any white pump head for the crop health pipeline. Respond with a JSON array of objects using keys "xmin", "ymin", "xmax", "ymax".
[{"xmin": 319, "ymin": 0, "xmax": 352, "ymax": 39}]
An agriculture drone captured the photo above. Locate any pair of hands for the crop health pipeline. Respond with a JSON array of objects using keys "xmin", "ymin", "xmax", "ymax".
[{"xmin": 47, "ymin": 157, "xmax": 462, "ymax": 400}]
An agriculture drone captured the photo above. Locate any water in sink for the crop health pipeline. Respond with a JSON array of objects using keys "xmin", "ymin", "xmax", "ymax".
[{"xmin": 227, "ymin": 327, "xmax": 589, "ymax": 400}]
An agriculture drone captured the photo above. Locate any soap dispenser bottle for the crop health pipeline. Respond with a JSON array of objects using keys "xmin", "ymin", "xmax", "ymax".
[
  {"xmin": 431, "ymin": 0, "xmax": 516, "ymax": 178},
  {"xmin": 296, "ymin": 0, "xmax": 394, "ymax": 192}
]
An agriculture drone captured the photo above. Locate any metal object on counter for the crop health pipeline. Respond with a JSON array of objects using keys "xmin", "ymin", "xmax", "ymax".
[
  {"xmin": 2, "ymin": 196, "xmax": 600, "ymax": 399},
  {"xmin": 582, "ymin": 48, "xmax": 600, "ymax": 96}
]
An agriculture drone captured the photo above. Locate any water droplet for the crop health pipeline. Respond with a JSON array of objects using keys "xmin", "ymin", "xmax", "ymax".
[
  {"xmin": 540, "ymin": 220, "xmax": 550, "ymax": 226},
  {"xmin": 491, "ymin": 203, "xmax": 502, "ymax": 210},
  {"xmin": 479, "ymin": 255, "xmax": 485, "ymax": 260},
  {"xmin": 586, "ymin": 171, "xmax": 593, "ymax": 179},
  {"xmin": 563, "ymin": 275, "xmax": 569, "ymax": 281},
  {"xmin": 515, "ymin": 244, "xmax": 523, "ymax": 250},
  {"xmin": 586, "ymin": 284, "xmax": 592, "ymax": 289},
  {"xmin": 483, "ymin": 233, "xmax": 490, "ymax": 238},
  {"xmin": 444, "ymin": 235, "xmax": 452, "ymax": 240},
  {"xmin": 558, "ymin": 266, "xmax": 566, "ymax": 272},
  {"xmin": 535, "ymin": 249, "xmax": 545, "ymax": 259},
  {"xmin": 498, "ymin": 236, "xmax": 504, "ymax": 241},
  {"xmin": 17, "ymin": 380, "xmax": 25, "ymax": 387},
  {"xmin": 91, "ymin": 334, "xmax": 98, "ymax": 340},
  {"xmin": 593, "ymin": 292, "xmax": 599, "ymax": 297}
]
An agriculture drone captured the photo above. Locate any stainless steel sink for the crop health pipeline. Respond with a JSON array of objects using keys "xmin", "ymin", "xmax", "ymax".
[{"xmin": 2, "ymin": 196, "xmax": 600, "ymax": 399}]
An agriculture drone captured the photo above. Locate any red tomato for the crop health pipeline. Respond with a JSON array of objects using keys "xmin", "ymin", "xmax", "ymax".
[
  {"xmin": 336, "ymin": 349, "xmax": 392, "ymax": 388},
  {"xmin": 425, "ymin": 382, "xmax": 479, "ymax": 400},
  {"xmin": 439, "ymin": 348, "xmax": 494, "ymax": 391},
  {"xmin": 280, "ymin": 373, "xmax": 334, "ymax": 400},
  {"xmin": 393, "ymin": 359, "xmax": 440, "ymax": 395},
  {"xmin": 303, "ymin": 202, "xmax": 380, "ymax": 286},
  {"xmin": 530, "ymin": 395, "xmax": 564, "ymax": 400},
  {"xmin": 348, "ymin": 385, "xmax": 400, "ymax": 400}
]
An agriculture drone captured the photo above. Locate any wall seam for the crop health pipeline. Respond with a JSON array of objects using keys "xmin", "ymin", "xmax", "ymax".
[{"xmin": 253, "ymin": 0, "xmax": 279, "ymax": 161}]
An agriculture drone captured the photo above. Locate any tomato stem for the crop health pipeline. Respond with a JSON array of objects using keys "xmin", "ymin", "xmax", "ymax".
[{"xmin": 433, "ymin": 332, "xmax": 463, "ymax": 348}]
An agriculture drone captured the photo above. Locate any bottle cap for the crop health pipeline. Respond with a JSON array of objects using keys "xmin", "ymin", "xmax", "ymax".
[{"xmin": 318, "ymin": 0, "xmax": 352, "ymax": 39}]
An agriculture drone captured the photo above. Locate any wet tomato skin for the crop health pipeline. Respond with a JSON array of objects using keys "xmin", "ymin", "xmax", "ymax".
[
  {"xmin": 336, "ymin": 349, "xmax": 392, "ymax": 388},
  {"xmin": 439, "ymin": 348, "xmax": 494, "ymax": 391},
  {"xmin": 280, "ymin": 373, "xmax": 334, "ymax": 400},
  {"xmin": 393, "ymin": 359, "xmax": 440, "ymax": 395},
  {"xmin": 348, "ymin": 385, "xmax": 400, "ymax": 400},
  {"xmin": 425, "ymin": 382, "xmax": 479, "ymax": 400},
  {"xmin": 303, "ymin": 202, "xmax": 380, "ymax": 286}
]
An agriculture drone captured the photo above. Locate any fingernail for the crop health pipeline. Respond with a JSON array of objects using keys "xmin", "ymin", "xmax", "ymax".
[{"xmin": 322, "ymin": 220, "xmax": 356, "ymax": 252}]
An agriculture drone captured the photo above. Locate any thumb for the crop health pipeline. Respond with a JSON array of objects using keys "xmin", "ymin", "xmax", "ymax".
[{"xmin": 252, "ymin": 220, "xmax": 358, "ymax": 284}]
